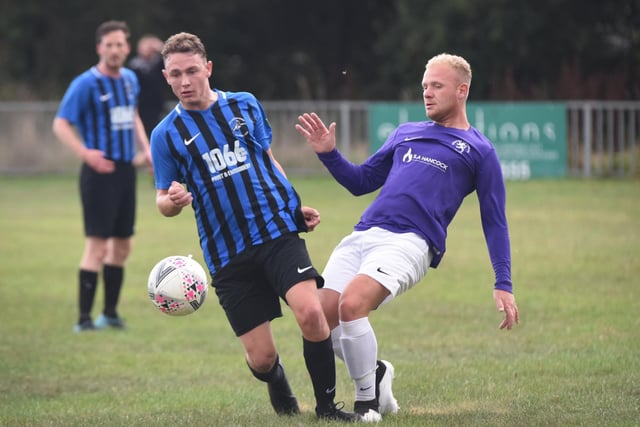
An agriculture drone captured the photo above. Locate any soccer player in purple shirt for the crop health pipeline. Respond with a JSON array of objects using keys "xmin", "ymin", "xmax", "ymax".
[{"xmin": 296, "ymin": 53, "xmax": 519, "ymax": 422}]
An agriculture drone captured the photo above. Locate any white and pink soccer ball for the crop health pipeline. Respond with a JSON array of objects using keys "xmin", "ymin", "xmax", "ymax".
[{"xmin": 147, "ymin": 255, "xmax": 209, "ymax": 316}]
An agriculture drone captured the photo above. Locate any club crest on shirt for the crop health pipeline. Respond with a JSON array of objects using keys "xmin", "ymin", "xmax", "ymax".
[
  {"xmin": 229, "ymin": 117, "xmax": 249, "ymax": 138},
  {"xmin": 451, "ymin": 139, "xmax": 470, "ymax": 154}
]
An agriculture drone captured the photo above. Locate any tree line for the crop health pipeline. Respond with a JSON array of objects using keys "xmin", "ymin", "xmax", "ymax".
[{"xmin": 1, "ymin": 0, "xmax": 638, "ymax": 101}]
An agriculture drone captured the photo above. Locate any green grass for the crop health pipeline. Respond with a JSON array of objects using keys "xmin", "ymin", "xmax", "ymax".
[{"xmin": 1, "ymin": 174, "xmax": 639, "ymax": 426}]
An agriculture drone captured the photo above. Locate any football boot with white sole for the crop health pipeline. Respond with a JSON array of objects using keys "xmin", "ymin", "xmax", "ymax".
[
  {"xmin": 376, "ymin": 360, "xmax": 399, "ymax": 414},
  {"xmin": 354, "ymin": 398, "xmax": 382, "ymax": 423}
]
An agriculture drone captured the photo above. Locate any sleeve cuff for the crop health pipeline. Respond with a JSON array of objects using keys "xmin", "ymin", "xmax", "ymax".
[
  {"xmin": 494, "ymin": 282, "xmax": 513, "ymax": 293},
  {"xmin": 317, "ymin": 149, "xmax": 340, "ymax": 162}
]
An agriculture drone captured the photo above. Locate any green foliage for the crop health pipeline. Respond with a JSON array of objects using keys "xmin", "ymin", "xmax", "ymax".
[
  {"xmin": 0, "ymin": 175, "xmax": 639, "ymax": 426},
  {"xmin": 0, "ymin": 0, "xmax": 637, "ymax": 100},
  {"xmin": 376, "ymin": 0, "xmax": 639, "ymax": 100}
]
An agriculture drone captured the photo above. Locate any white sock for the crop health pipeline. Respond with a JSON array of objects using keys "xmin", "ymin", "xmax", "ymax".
[
  {"xmin": 340, "ymin": 317, "xmax": 378, "ymax": 402},
  {"xmin": 331, "ymin": 324, "xmax": 344, "ymax": 360}
]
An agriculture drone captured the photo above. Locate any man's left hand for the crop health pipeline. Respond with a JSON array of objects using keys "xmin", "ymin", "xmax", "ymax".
[{"xmin": 494, "ymin": 289, "xmax": 519, "ymax": 330}]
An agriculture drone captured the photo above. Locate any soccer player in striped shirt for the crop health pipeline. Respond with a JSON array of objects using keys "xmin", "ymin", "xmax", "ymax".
[
  {"xmin": 53, "ymin": 20, "xmax": 151, "ymax": 333},
  {"xmin": 296, "ymin": 53, "xmax": 520, "ymax": 422},
  {"xmin": 151, "ymin": 32, "xmax": 356, "ymax": 422}
]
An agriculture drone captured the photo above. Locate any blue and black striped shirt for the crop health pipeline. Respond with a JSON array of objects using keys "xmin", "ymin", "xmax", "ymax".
[
  {"xmin": 151, "ymin": 90, "xmax": 306, "ymax": 275},
  {"xmin": 56, "ymin": 66, "xmax": 140, "ymax": 162}
]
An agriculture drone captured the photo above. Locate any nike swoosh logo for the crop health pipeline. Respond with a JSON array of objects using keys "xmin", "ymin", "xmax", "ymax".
[
  {"xmin": 359, "ymin": 385, "xmax": 373, "ymax": 391},
  {"xmin": 100, "ymin": 93, "xmax": 112, "ymax": 102},
  {"xmin": 184, "ymin": 133, "xmax": 200, "ymax": 146},
  {"xmin": 404, "ymin": 136, "xmax": 422, "ymax": 141},
  {"xmin": 376, "ymin": 267, "xmax": 391, "ymax": 276},
  {"xmin": 325, "ymin": 386, "xmax": 336, "ymax": 394},
  {"xmin": 297, "ymin": 265, "xmax": 313, "ymax": 274}
]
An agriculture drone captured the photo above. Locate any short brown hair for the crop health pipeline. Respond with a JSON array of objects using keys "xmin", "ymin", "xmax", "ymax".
[
  {"xmin": 162, "ymin": 32, "xmax": 207, "ymax": 61},
  {"xmin": 96, "ymin": 20, "xmax": 130, "ymax": 44}
]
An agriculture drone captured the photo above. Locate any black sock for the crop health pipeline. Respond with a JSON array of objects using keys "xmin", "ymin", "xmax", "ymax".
[
  {"xmin": 303, "ymin": 336, "xmax": 336, "ymax": 407},
  {"xmin": 248, "ymin": 355, "xmax": 284, "ymax": 383},
  {"xmin": 103, "ymin": 264, "xmax": 123, "ymax": 318},
  {"xmin": 78, "ymin": 269, "xmax": 98, "ymax": 323}
]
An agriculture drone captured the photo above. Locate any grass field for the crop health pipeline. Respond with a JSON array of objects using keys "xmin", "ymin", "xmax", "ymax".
[{"xmin": 1, "ymin": 173, "xmax": 639, "ymax": 426}]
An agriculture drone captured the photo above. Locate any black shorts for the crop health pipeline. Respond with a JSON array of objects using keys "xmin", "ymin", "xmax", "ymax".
[
  {"xmin": 212, "ymin": 233, "xmax": 324, "ymax": 337},
  {"xmin": 80, "ymin": 161, "xmax": 136, "ymax": 238}
]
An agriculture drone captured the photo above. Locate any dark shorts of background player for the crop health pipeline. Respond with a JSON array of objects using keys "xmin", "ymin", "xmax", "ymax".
[
  {"xmin": 80, "ymin": 161, "xmax": 136, "ymax": 238},
  {"xmin": 212, "ymin": 233, "xmax": 324, "ymax": 337}
]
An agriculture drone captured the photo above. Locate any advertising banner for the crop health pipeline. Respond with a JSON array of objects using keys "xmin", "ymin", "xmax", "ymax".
[{"xmin": 369, "ymin": 102, "xmax": 567, "ymax": 179}]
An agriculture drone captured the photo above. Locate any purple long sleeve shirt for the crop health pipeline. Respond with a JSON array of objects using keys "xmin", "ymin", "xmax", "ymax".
[{"xmin": 318, "ymin": 121, "xmax": 512, "ymax": 292}]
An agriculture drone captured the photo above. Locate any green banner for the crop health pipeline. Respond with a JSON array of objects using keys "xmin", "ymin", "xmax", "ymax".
[{"xmin": 369, "ymin": 102, "xmax": 567, "ymax": 179}]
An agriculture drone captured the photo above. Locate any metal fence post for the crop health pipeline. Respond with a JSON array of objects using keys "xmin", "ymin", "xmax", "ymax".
[
  {"xmin": 630, "ymin": 109, "xmax": 637, "ymax": 175},
  {"xmin": 582, "ymin": 103, "xmax": 592, "ymax": 178},
  {"xmin": 339, "ymin": 101, "xmax": 351, "ymax": 159}
]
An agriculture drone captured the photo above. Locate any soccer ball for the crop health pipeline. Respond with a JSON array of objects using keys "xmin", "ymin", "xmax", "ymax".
[{"xmin": 147, "ymin": 255, "xmax": 209, "ymax": 316}]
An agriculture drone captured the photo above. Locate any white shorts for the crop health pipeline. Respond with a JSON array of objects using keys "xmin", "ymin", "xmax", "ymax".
[{"xmin": 322, "ymin": 227, "xmax": 432, "ymax": 305}]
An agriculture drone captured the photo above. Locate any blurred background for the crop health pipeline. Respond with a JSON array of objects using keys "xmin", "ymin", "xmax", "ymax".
[{"xmin": 0, "ymin": 0, "xmax": 638, "ymax": 176}]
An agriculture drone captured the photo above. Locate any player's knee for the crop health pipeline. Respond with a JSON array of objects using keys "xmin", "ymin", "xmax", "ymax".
[
  {"xmin": 82, "ymin": 239, "xmax": 108, "ymax": 267},
  {"xmin": 295, "ymin": 304, "xmax": 327, "ymax": 336},
  {"xmin": 247, "ymin": 350, "xmax": 278, "ymax": 374},
  {"xmin": 108, "ymin": 239, "xmax": 132, "ymax": 264},
  {"xmin": 338, "ymin": 293, "xmax": 368, "ymax": 321}
]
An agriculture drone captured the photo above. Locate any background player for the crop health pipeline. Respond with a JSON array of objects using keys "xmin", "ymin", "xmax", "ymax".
[{"xmin": 53, "ymin": 20, "xmax": 151, "ymax": 332}]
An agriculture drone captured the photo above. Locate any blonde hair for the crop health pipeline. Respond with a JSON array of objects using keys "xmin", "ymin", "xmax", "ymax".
[
  {"xmin": 161, "ymin": 32, "xmax": 207, "ymax": 61},
  {"xmin": 426, "ymin": 53, "xmax": 472, "ymax": 85}
]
